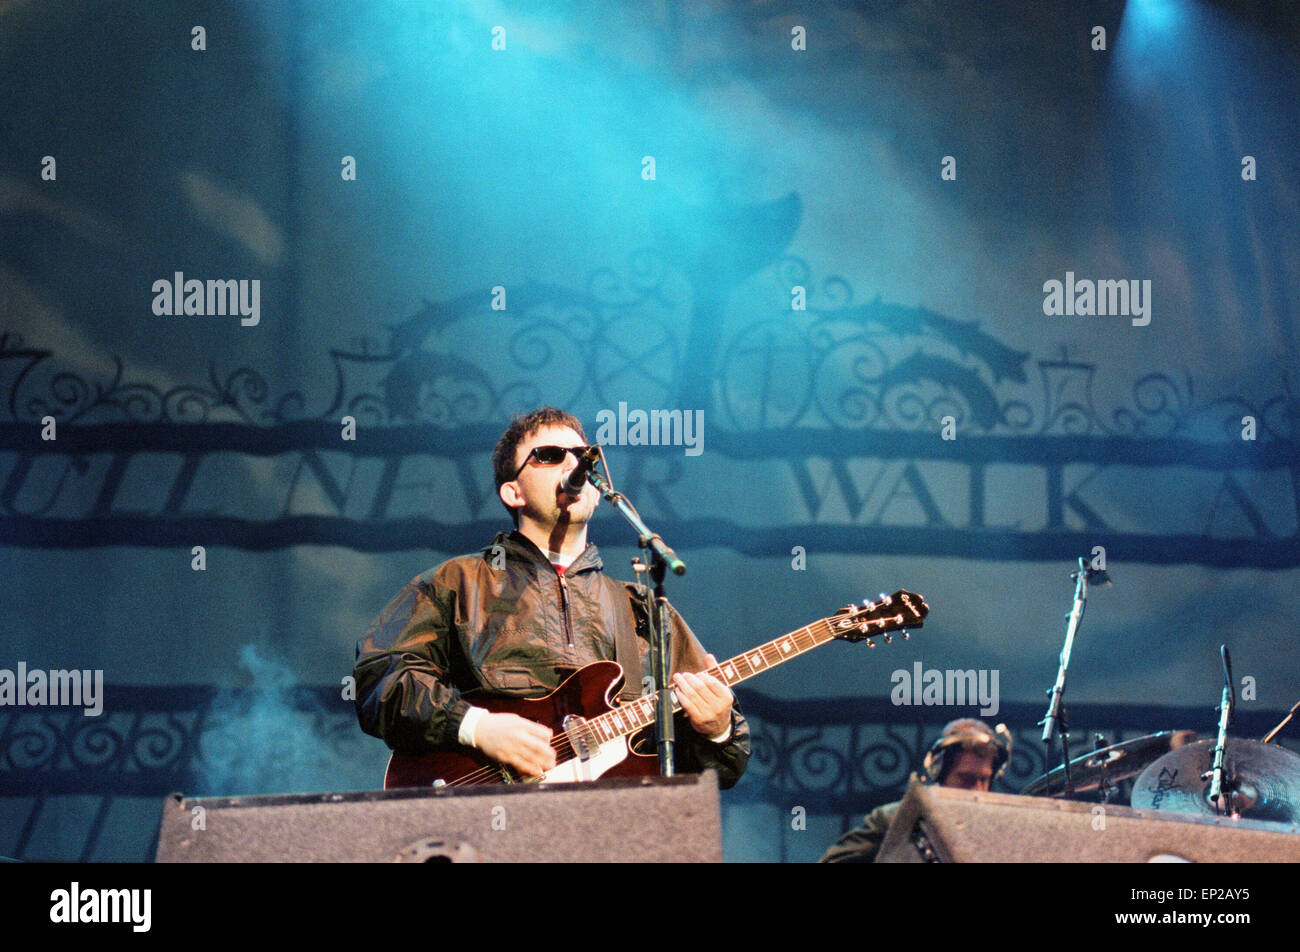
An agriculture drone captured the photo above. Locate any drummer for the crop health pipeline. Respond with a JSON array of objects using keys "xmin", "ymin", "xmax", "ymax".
[{"xmin": 819, "ymin": 718, "xmax": 1010, "ymax": 863}]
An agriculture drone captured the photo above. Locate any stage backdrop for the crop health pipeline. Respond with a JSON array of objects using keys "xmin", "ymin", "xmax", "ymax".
[{"xmin": 2, "ymin": 0, "xmax": 1298, "ymax": 861}]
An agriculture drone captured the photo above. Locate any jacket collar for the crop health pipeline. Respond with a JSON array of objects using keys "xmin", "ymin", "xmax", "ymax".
[{"xmin": 490, "ymin": 529, "xmax": 604, "ymax": 575}]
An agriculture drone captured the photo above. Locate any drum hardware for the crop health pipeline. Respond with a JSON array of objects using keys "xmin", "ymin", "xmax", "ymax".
[{"xmin": 1020, "ymin": 730, "xmax": 1198, "ymax": 804}]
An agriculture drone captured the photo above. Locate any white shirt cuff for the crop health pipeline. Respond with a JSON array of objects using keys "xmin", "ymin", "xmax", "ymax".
[
  {"xmin": 708, "ymin": 721, "xmax": 732, "ymax": 744},
  {"xmin": 458, "ymin": 705, "xmax": 488, "ymax": 748}
]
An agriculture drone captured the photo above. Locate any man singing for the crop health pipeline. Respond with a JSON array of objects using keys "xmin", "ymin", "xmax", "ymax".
[{"xmin": 354, "ymin": 406, "xmax": 749, "ymax": 786}]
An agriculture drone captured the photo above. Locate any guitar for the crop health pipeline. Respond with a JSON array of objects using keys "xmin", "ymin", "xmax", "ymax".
[{"xmin": 383, "ymin": 589, "xmax": 928, "ymax": 789}]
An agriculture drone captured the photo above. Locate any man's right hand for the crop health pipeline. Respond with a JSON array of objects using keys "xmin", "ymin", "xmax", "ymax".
[{"xmin": 473, "ymin": 712, "xmax": 557, "ymax": 777}]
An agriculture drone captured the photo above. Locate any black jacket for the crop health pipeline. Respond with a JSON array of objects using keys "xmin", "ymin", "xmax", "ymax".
[
  {"xmin": 819, "ymin": 801, "xmax": 901, "ymax": 862},
  {"xmin": 354, "ymin": 530, "xmax": 750, "ymax": 787}
]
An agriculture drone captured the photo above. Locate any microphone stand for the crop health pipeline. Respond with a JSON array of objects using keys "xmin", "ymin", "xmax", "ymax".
[
  {"xmin": 1040, "ymin": 557, "xmax": 1096, "ymax": 799},
  {"xmin": 1204, "ymin": 645, "xmax": 1235, "ymax": 815},
  {"xmin": 587, "ymin": 458, "xmax": 686, "ymax": 776}
]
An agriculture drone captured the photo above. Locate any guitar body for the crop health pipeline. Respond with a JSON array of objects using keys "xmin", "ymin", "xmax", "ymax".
[
  {"xmin": 383, "ymin": 660, "xmax": 660, "ymax": 789},
  {"xmin": 380, "ymin": 590, "xmax": 928, "ymax": 790}
]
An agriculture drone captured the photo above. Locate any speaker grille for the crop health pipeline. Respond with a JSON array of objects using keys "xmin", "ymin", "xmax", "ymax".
[
  {"xmin": 877, "ymin": 783, "xmax": 1300, "ymax": 862},
  {"xmin": 156, "ymin": 773, "xmax": 721, "ymax": 863}
]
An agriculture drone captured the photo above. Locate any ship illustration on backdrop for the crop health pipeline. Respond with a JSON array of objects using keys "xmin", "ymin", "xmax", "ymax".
[{"xmin": 367, "ymin": 191, "xmax": 1030, "ymax": 435}]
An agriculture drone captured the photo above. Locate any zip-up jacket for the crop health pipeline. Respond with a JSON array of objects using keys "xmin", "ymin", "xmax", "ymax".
[{"xmin": 354, "ymin": 530, "xmax": 750, "ymax": 787}]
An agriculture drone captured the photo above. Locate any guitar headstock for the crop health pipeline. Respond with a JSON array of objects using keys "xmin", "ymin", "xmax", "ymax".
[{"xmin": 830, "ymin": 590, "xmax": 928, "ymax": 644}]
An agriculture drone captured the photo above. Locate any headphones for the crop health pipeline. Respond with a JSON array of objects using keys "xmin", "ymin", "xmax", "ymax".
[{"xmin": 920, "ymin": 718, "xmax": 1014, "ymax": 784}]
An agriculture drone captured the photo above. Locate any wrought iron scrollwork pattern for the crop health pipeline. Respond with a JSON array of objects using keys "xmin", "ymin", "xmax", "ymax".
[{"xmin": 2, "ymin": 249, "xmax": 1288, "ymax": 442}]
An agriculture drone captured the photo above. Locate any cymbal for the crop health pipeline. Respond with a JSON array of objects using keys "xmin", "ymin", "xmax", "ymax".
[
  {"xmin": 1020, "ymin": 731, "xmax": 1198, "ymax": 801},
  {"xmin": 1132, "ymin": 739, "xmax": 1300, "ymax": 824}
]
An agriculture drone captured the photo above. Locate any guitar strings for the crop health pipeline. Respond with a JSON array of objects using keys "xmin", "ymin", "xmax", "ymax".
[
  {"xmin": 442, "ymin": 682, "xmax": 689, "ymax": 787},
  {"xmin": 440, "ymin": 668, "xmax": 717, "ymax": 787}
]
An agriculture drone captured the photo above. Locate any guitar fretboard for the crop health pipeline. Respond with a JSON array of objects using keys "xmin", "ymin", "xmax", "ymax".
[{"xmin": 571, "ymin": 611, "xmax": 888, "ymax": 752}]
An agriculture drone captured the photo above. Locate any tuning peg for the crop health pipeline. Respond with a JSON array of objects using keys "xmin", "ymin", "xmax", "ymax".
[
  {"xmin": 877, "ymin": 592, "xmax": 890, "ymax": 605},
  {"xmin": 901, "ymin": 630, "xmax": 910, "ymax": 641},
  {"xmin": 881, "ymin": 633, "xmax": 892, "ymax": 644}
]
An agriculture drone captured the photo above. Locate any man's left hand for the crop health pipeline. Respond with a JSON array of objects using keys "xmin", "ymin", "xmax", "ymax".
[{"xmin": 673, "ymin": 654, "xmax": 734, "ymax": 739}]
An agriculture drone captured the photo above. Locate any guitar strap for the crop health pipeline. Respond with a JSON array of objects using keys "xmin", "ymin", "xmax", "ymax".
[{"xmin": 614, "ymin": 584, "xmax": 648, "ymax": 702}]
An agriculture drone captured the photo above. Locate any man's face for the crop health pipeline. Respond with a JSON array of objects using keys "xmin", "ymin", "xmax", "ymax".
[
  {"xmin": 501, "ymin": 425, "xmax": 599, "ymax": 529},
  {"xmin": 941, "ymin": 747, "xmax": 996, "ymax": 791}
]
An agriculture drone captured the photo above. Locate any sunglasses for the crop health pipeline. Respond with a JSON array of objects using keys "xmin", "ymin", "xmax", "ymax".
[{"xmin": 511, "ymin": 444, "xmax": 591, "ymax": 481}]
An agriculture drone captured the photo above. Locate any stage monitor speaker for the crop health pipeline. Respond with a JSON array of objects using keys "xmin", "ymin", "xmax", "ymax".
[
  {"xmin": 156, "ymin": 772, "xmax": 721, "ymax": 862},
  {"xmin": 876, "ymin": 781, "xmax": 1300, "ymax": 863}
]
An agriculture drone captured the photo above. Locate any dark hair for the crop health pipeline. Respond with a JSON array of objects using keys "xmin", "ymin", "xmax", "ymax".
[{"xmin": 491, "ymin": 407, "xmax": 588, "ymax": 523}]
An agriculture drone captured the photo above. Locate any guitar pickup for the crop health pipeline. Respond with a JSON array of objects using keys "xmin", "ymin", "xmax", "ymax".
[{"xmin": 562, "ymin": 715, "xmax": 595, "ymax": 762}]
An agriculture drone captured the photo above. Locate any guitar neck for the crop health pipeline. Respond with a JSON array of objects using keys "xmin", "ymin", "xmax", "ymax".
[{"xmin": 586, "ymin": 616, "xmax": 845, "ymax": 745}]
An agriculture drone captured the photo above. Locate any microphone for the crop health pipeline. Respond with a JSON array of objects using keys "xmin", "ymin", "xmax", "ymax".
[
  {"xmin": 561, "ymin": 445, "xmax": 601, "ymax": 496},
  {"xmin": 1073, "ymin": 563, "xmax": 1113, "ymax": 587}
]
